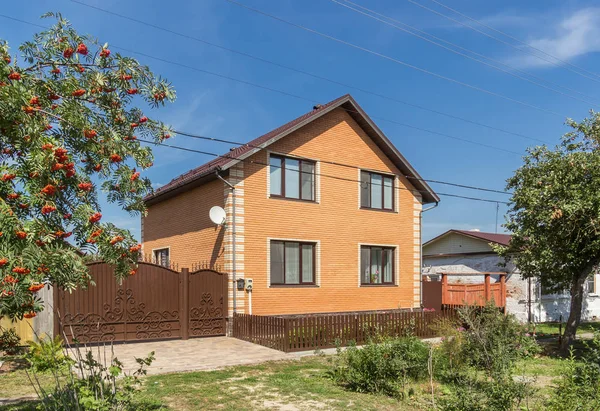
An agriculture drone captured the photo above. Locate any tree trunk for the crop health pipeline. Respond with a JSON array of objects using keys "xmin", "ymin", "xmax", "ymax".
[{"xmin": 560, "ymin": 264, "xmax": 595, "ymax": 355}]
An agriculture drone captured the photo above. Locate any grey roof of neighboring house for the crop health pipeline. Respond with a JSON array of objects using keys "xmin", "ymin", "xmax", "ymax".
[{"xmin": 144, "ymin": 94, "xmax": 439, "ymax": 205}]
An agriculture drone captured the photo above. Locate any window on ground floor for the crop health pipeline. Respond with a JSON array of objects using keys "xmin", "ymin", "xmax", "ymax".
[
  {"xmin": 270, "ymin": 241, "xmax": 315, "ymax": 285},
  {"xmin": 360, "ymin": 246, "xmax": 395, "ymax": 285},
  {"xmin": 153, "ymin": 248, "xmax": 170, "ymax": 267}
]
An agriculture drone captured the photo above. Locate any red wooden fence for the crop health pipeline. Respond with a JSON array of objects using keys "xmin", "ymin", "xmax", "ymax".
[
  {"xmin": 440, "ymin": 273, "xmax": 506, "ymax": 309},
  {"xmin": 233, "ymin": 308, "xmax": 457, "ymax": 353}
]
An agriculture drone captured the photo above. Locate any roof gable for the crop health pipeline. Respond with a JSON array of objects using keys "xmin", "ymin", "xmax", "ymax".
[
  {"xmin": 145, "ymin": 94, "xmax": 439, "ymax": 205},
  {"xmin": 423, "ymin": 229, "xmax": 511, "ymax": 256}
]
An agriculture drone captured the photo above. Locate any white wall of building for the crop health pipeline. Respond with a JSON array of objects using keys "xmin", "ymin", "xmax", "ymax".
[{"xmin": 423, "ymin": 253, "xmax": 600, "ymax": 323}]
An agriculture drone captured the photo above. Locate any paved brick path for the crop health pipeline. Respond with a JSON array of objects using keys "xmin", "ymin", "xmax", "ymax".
[{"xmin": 72, "ymin": 337, "xmax": 292, "ymax": 375}]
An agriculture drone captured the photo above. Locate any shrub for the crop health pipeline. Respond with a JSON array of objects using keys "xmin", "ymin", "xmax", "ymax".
[
  {"xmin": 28, "ymin": 343, "xmax": 159, "ymax": 410},
  {"xmin": 546, "ymin": 331, "xmax": 600, "ymax": 410},
  {"xmin": 330, "ymin": 335, "xmax": 429, "ymax": 398},
  {"xmin": 24, "ymin": 335, "xmax": 71, "ymax": 372},
  {"xmin": 440, "ymin": 373, "xmax": 535, "ymax": 411},
  {"xmin": 0, "ymin": 325, "xmax": 22, "ymax": 355},
  {"xmin": 457, "ymin": 304, "xmax": 540, "ymax": 375}
]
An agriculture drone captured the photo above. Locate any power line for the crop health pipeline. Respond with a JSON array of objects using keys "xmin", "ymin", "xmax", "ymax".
[
  {"xmin": 221, "ymin": 0, "xmax": 564, "ymax": 117},
  {"xmin": 69, "ymin": 0, "xmax": 547, "ymax": 144},
  {"xmin": 138, "ymin": 138, "xmax": 510, "ymax": 204},
  {"xmin": 405, "ymin": 0, "xmax": 600, "ymax": 84},
  {"xmin": 425, "ymin": 0, "xmax": 600, "ymax": 81},
  {"xmin": 331, "ymin": 0, "xmax": 600, "ymax": 106},
  {"xmin": 0, "ymin": 14, "xmax": 528, "ymax": 155},
  {"xmin": 173, "ymin": 129, "xmax": 512, "ymax": 195}
]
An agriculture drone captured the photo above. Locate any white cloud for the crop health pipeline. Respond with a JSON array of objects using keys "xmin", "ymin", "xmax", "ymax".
[{"xmin": 508, "ymin": 8, "xmax": 600, "ymax": 68}]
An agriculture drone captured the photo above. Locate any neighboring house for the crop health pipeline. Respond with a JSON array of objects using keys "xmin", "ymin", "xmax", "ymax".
[
  {"xmin": 422, "ymin": 229, "xmax": 600, "ymax": 322},
  {"xmin": 142, "ymin": 94, "xmax": 439, "ymax": 318}
]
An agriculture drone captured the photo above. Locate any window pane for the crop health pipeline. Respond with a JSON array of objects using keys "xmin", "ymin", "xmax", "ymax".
[
  {"xmin": 270, "ymin": 241, "xmax": 284, "ymax": 284},
  {"xmin": 302, "ymin": 244, "xmax": 314, "ymax": 283},
  {"xmin": 383, "ymin": 177, "xmax": 393, "ymax": 210},
  {"xmin": 371, "ymin": 247, "xmax": 382, "ymax": 284},
  {"xmin": 285, "ymin": 242, "xmax": 300, "ymax": 284},
  {"xmin": 154, "ymin": 249, "xmax": 169, "ymax": 267},
  {"xmin": 301, "ymin": 162, "xmax": 314, "ymax": 201},
  {"xmin": 588, "ymin": 277, "xmax": 595, "ymax": 293},
  {"xmin": 361, "ymin": 247, "xmax": 370, "ymax": 284},
  {"xmin": 360, "ymin": 171, "xmax": 370, "ymax": 207},
  {"xmin": 383, "ymin": 249, "xmax": 393, "ymax": 283},
  {"xmin": 270, "ymin": 157, "xmax": 282, "ymax": 196},
  {"xmin": 371, "ymin": 174, "xmax": 382, "ymax": 209},
  {"xmin": 285, "ymin": 159, "xmax": 300, "ymax": 199}
]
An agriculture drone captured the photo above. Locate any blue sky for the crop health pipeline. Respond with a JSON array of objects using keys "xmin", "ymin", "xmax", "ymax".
[{"xmin": 2, "ymin": 0, "xmax": 600, "ymax": 241}]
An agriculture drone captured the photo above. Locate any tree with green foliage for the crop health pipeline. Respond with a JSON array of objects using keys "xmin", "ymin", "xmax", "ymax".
[
  {"xmin": 495, "ymin": 112, "xmax": 600, "ymax": 354},
  {"xmin": 0, "ymin": 13, "xmax": 175, "ymax": 320}
]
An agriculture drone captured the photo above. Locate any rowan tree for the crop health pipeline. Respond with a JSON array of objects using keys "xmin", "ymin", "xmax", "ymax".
[
  {"xmin": 0, "ymin": 13, "xmax": 175, "ymax": 320},
  {"xmin": 495, "ymin": 111, "xmax": 600, "ymax": 354}
]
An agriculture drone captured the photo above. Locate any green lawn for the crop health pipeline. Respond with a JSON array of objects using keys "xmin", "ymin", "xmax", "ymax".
[
  {"xmin": 0, "ymin": 353, "xmax": 568, "ymax": 411},
  {"xmin": 527, "ymin": 321, "xmax": 600, "ymax": 336}
]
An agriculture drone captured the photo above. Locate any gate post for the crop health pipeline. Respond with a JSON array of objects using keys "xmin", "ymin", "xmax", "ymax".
[
  {"xmin": 484, "ymin": 274, "xmax": 491, "ymax": 304},
  {"xmin": 181, "ymin": 268, "xmax": 190, "ymax": 340}
]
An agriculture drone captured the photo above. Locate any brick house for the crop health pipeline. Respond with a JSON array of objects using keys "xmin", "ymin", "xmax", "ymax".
[{"xmin": 142, "ymin": 94, "xmax": 438, "ymax": 317}]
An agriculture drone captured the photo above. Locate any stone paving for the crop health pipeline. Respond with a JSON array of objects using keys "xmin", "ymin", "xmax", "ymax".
[{"xmin": 73, "ymin": 337, "xmax": 292, "ymax": 375}]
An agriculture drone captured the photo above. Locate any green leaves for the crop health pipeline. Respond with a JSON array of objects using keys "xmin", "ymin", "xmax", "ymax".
[{"xmin": 0, "ymin": 15, "xmax": 175, "ymax": 318}]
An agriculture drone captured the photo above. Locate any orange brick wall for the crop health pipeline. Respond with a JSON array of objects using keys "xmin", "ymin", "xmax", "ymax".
[
  {"xmin": 142, "ymin": 178, "xmax": 226, "ymax": 270},
  {"xmin": 143, "ymin": 107, "xmax": 423, "ymax": 315}
]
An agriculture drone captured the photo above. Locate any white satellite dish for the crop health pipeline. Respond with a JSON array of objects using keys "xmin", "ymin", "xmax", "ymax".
[{"xmin": 209, "ymin": 206, "xmax": 227, "ymax": 226}]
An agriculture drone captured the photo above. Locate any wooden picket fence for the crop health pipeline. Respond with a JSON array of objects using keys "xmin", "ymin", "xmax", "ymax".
[{"xmin": 233, "ymin": 308, "xmax": 457, "ymax": 353}]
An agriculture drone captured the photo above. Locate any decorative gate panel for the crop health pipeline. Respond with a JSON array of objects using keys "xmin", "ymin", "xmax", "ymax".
[
  {"xmin": 188, "ymin": 269, "xmax": 228, "ymax": 337},
  {"xmin": 56, "ymin": 262, "xmax": 182, "ymax": 344},
  {"xmin": 55, "ymin": 262, "xmax": 228, "ymax": 344}
]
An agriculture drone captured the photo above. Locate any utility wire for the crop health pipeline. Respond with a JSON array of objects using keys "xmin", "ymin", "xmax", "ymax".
[
  {"xmin": 173, "ymin": 129, "xmax": 512, "ymax": 195},
  {"xmin": 69, "ymin": 0, "xmax": 546, "ymax": 144},
  {"xmin": 331, "ymin": 0, "xmax": 600, "ymax": 106},
  {"xmin": 221, "ymin": 0, "xmax": 563, "ymax": 117},
  {"xmin": 405, "ymin": 0, "xmax": 600, "ymax": 84},
  {"xmin": 0, "ymin": 13, "xmax": 528, "ymax": 155},
  {"xmin": 425, "ymin": 0, "xmax": 600, "ymax": 81},
  {"xmin": 138, "ymin": 138, "xmax": 510, "ymax": 204}
]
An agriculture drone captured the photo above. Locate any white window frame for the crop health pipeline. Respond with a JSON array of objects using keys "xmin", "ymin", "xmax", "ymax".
[{"xmin": 152, "ymin": 246, "xmax": 170, "ymax": 267}]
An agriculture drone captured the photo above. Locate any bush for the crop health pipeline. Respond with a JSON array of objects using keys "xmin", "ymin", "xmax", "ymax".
[
  {"xmin": 0, "ymin": 326, "xmax": 22, "ymax": 355},
  {"xmin": 440, "ymin": 373, "xmax": 535, "ymax": 411},
  {"xmin": 28, "ymin": 343, "xmax": 159, "ymax": 410},
  {"xmin": 546, "ymin": 331, "xmax": 600, "ymax": 410},
  {"xmin": 457, "ymin": 304, "xmax": 540, "ymax": 375},
  {"xmin": 24, "ymin": 335, "xmax": 71, "ymax": 372},
  {"xmin": 330, "ymin": 335, "xmax": 430, "ymax": 398}
]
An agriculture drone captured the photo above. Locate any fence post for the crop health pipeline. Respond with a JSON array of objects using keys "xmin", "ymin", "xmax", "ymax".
[
  {"xmin": 500, "ymin": 274, "xmax": 507, "ymax": 313},
  {"xmin": 484, "ymin": 274, "xmax": 491, "ymax": 305},
  {"xmin": 441, "ymin": 273, "xmax": 448, "ymax": 306},
  {"xmin": 180, "ymin": 268, "xmax": 189, "ymax": 340},
  {"xmin": 283, "ymin": 317, "xmax": 290, "ymax": 352}
]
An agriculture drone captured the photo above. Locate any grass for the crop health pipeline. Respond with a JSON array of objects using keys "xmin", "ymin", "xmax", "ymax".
[
  {"xmin": 528, "ymin": 321, "xmax": 600, "ymax": 336},
  {"xmin": 0, "ymin": 338, "xmax": 584, "ymax": 410},
  {"xmin": 138, "ymin": 356, "xmax": 426, "ymax": 410}
]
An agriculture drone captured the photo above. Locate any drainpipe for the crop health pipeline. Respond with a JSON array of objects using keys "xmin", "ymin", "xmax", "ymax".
[
  {"xmin": 420, "ymin": 202, "xmax": 439, "ymax": 308},
  {"xmin": 216, "ymin": 171, "xmax": 237, "ymax": 315}
]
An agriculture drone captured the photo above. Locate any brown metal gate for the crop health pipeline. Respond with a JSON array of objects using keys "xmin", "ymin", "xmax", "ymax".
[{"xmin": 55, "ymin": 262, "xmax": 228, "ymax": 344}]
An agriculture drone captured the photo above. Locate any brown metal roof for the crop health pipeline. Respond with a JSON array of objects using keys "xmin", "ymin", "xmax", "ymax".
[
  {"xmin": 424, "ymin": 229, "xmax": 512, "ymax": 248},
  {"xmin": 145, "ymin": 94, "xmax": 439, "ymax": 205}
]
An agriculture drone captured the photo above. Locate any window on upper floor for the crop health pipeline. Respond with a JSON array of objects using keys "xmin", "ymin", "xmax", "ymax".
[
  {"xmin": 360, "ymin": 245, "xmax": 395, "ymax": 285},
  {"xmin": 269, "ymin": 154, "xmax": 315, "ymax": 201},
  {"xmin": 153, "ymin": 248, "xmax": 170, "ymax": 267},
  {"xmin": 360, "ymin": 171, "xmax": 394, "ymax": 211},
  {"xmin": 270, "ymin": 240, "xmax": 315, "ymax": 285}
]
